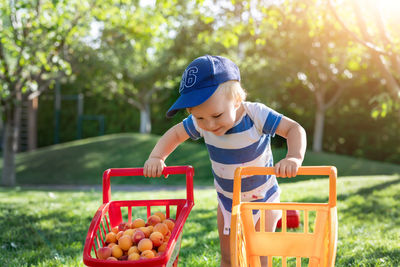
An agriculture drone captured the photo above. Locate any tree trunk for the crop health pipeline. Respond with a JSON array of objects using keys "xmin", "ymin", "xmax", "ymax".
[
  {"xmin": 139, "ymin": 103, "xmax": 151, "ymax": 134},
  {"xmin": 1, "ymin": 105, "xmax": 19, "ymax": 187},
  {"xmin": 313, "ymin": 106, "xmax": 325, "ymax": 153}
]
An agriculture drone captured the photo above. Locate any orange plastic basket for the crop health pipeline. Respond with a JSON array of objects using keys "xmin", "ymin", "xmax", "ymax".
[
  {"xmin": 230, "ymin": 166, "xmax": 338, "ymax": 267},
  {"xmin": 83, "ymin": 166, "xmax": 194, "ymax": 267}
]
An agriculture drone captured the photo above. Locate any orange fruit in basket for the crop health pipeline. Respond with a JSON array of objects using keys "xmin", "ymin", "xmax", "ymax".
[
  {"xmin": 116, "ymin": 231, "xmax": 124, "ymax": 240},
  {"xmin": 149, "ymin": 231, "xmax": 164, "ymax": 247},
  {"xmin": 111, "ymin": 245, "xmax": 123, "ymax": 258},
  {"xmin": 111, "ymin": 226, "xmax": 119, "ymax": 234},
  {"xmin": 132, "ymin": 229, "xmax": 146, "ymax": 243},
  {"xmin": 105, "ymin": 232, "xmax": 117, "ymax": 244},
  {"xmin": 118, "ymin": 222, "xmax": 128, "ymax": 231},
  {"xmin": 153, "ymin": 223, "xmax": 169, "ymax": 236},
  {"xmin": 140, "ymin": 249, "xmax": 155, "ymax": 259},
  {"xmin": 153, "ymin": 211, "xmax": 166, "ymax": 221},
  {"xmin": 147, "ymin": 215, "xmax": 162, "ymax": 226},
  {"xmin": 107, "ymin": 242, "xmax": 117, "ymax": 248},
  {"xmin": 123, "ymin": 229, "xmax": 135, "ymax": 237},
  {"xmin": 128, "ymin": 246, "xmax": 140, "ymax": 255},
  {"xmin": 139, "ymin": 226, "xmax": 152, "ymax": 238},
  {"xmin": 138, "ymin": 238, "xmax": 153, "ymax": 252},
  {"xmin": 128, "ymin": 252, "xmax": 140, "ymax": 261},
  {"xmin": 163, "ymin": 219, "xmax": 175, "ymax": 231},
  {"xmin": 164, "ymin": 230, "xmax": 171, "ymax": 242},
  {"xmin": 118, "ymin": 235, "xmax": 133, "ymax": 251},
  {"xmin": 133, "ymin": 218, "xmax": 146, "ymax": 228},
  {"xmin": 158, "ymin": 242, "xmax": 168, "ymax": 253},
  {"xmin": 97, "ymin": 246, "xmax": 112, "ymax": 260}
]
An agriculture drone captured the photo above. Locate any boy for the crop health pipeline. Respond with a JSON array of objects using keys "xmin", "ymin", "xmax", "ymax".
[{"xmin": 144, "ymin": 55, "xmax": 306, "ymax": 266}]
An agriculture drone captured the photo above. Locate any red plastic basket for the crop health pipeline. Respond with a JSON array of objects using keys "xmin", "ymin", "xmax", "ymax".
[{"xmin": 83, "ymin": 166, "xmax": 194, "ymax": 266}]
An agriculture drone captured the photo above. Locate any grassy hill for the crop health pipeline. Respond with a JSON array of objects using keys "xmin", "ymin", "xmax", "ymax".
[{"xmin": 2, "ymin": 133, "xmax": 400, "ymax": 186}]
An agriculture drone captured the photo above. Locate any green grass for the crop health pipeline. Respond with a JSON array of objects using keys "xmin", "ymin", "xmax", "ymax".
[
  {"xmin": 1, "ymin": 174, "xmax": 400, "ymax": 266},
  {"xmin": 2, "ymin": 133, "xmax": 399, "ymax": 186}
]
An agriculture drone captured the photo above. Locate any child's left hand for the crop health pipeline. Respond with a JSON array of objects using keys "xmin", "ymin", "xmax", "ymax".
[{"xmin": 274, "ymin": 157, "xmax": 302, "ymax": 178}]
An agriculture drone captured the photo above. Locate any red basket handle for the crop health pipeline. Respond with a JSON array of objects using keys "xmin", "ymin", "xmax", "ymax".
[{"xmin": 102, "ymin": 166, "xmax": 194, "ymax": 204}]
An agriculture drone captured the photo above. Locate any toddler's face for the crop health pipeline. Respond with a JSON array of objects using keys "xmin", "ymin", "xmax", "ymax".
[{"xmin": 189, "ymin": 89, "xmax": 242, "ymax": 136}]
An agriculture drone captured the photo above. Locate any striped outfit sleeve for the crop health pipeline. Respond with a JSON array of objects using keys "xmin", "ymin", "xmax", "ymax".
[
  {"xmin": 245, "ymin": 102, "xmax": 283, "ymax": 137},
  {"xmin": 182, "ymin": 114, "xmax": 203, "ymax": 140}
]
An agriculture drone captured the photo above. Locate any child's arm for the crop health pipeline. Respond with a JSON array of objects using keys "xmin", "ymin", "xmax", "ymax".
[
  {"xmin": 274, "ymin": 116, "xmax": 307, "ymax": 178},
  {"xmin": 143, "ymin": 122, "xmax": 189, "ymax": 177}
]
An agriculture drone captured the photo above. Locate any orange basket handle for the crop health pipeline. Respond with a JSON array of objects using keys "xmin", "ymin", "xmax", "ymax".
[
  {"xmin": 232, "ymin": 166, "xmax": 337, "ymax": 207},
  {"xmin": 102, "ymin": 166, "xmax": 194, "ymax": 204}
]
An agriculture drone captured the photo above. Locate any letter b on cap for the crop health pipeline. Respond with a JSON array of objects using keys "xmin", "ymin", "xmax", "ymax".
[{"xmin": 180, "ymin": 67, "xmax": 198, "ymax": 92}]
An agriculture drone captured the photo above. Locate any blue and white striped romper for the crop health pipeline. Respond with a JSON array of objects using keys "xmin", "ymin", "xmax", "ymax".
[{"xmin": 182, "ymin": 101, "xmax": 283, "ymax": 235}]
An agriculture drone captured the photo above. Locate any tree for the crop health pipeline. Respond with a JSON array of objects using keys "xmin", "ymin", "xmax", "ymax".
[
  {"xmin": 88, "ymin": 0, "xmax": 212, "ymax": 134},
  {"xmin": 328, "ymin": 0, "xmax": 400, "ymax": 117},
  {"xmin": 0, "ymin": 0, "xmax": 94, "ymax": 186}
]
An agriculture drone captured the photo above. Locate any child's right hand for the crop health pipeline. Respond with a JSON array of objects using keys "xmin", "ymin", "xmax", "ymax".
[{"xmin": 143, "ymin": 157, "xmax": 167, "ymax": 178}]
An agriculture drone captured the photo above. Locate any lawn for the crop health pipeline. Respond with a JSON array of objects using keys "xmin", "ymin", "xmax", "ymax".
[
  {"xmin": 1, "ymin": 133, "xmax": 400, "ymax": 266},
  {"xmin": 1, "ymin": 174, "xmax": 400, "ymax": 266},
  {"xmin": 5, "ymin": 133, "xmax": 400, "ymax": 186}
]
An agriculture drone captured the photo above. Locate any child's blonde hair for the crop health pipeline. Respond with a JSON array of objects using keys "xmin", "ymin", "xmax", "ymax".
[
  {"xmin": 186, "ymin": 80, "xmax": 246, "ymax": 113},
  {"xmin": 217, "ymin": 80, "xmax": 247, "ymax": 103}
]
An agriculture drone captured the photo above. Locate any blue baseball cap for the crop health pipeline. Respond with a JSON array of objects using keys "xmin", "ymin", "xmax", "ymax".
[{"xmin": 166, "ymin": 55, "xmax": 241, "ymax": 118}]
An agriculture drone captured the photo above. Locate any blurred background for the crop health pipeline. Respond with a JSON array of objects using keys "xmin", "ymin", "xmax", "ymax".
[{"xmin": 1, "ymin": 0, "xmax": 399, "ymax": 186}]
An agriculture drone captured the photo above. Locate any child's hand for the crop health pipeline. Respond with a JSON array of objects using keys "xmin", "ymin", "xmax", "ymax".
[
  {"xmin": 143, "ymin": 157, "xmax": 167, "ymax": 178},
  {"xmin": 274, "ymin": 157, "xmax": 302, "ymax": 178}
]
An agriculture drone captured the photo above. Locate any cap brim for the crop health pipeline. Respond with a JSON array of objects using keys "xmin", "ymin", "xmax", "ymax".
[{"xmin": 166, "ymin": 84, "xmax": 219, "ymax": 118}]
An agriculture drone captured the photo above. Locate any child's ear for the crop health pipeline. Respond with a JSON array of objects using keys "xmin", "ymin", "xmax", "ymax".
[{"xmin": 234, "ymin": 97, "xmax": 241, "ymax": 109}]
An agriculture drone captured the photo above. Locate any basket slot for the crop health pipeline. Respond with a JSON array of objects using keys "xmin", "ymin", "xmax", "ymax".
[
  {"xmin": 104, "ymin": 213, "xmax": 111, "ymax": 233},
  {"xmin": 99, "ymin": 220, "xmax": 106, "ymax": 246},
  {"xmin": 166, "ymin": 204, "xmax": 170, "ymax": 219},
  {"xmin": 147, "ymin": 205, "xmax": 151, "ymax": 218},
  {"xmin": 128, "ymin": 206, "xmax": 132, "ymax": 223},
  {"xmin": 260, "ymin": 209, "xmax": 265, "ymax": 232}
]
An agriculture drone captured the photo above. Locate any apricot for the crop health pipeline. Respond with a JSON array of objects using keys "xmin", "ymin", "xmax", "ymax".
[
  {"xmin": 105, "ymin": 232, "xmax": 117, "ymax": 244},
  {"xmin": 126, "ymin": 222, "xmax": 135, "ymax": 229},
  {"xmin": 132, "ymin": 229, "xmax": 146, "ymax": 244},
  {"xmin": 163, "ymin": 219, "xmax": 175, "ymax": 231},
  {"xmin": 139, "ymin": 226, "xmax": 152, "ymax": 238},
  {"xmin": 128, "ymin": 246, "xmax": 140, "ymax": 255},
  {"xmin": 107, "ymin": 242, "xmax": 117, "ymax": 248},
  {"xmin": 153, "ymin": 211, "xmax": 166, "ymax": 221},
  {"xmin": 164, "ymin": 230, "xmax": 171, "ymax": 242},
  {"xmin": 147, "ymin": 215, "xmax": 161, "ymax": 226},
  {"xmin": 116, "ymin": 231, "xmax": 124, "ymax": 240},
  {"xmin": 140, "ymin": 249, "xmax": 155, "ymax": 259},
  {"xmin": 107, "ymin": 256, "xmax": 118, "ymax": 261},
  {"xmin": 123, "ymin": 229, "xmax": 135, "ymax": 237},
  {"xmin": 111, "ymin": 245, "xmax": 123, "ymax": 258},
  {"xmin": 118, "ymin": 222, "xmax": 128, "ymax": 231},
  {"xmin": 111, "ymin": 226, "xmax": 119, "ymax": 234},
  {"xmin": 118, "ymin": 235, "xmax": 133, "ymax": 251},
  {"xmin": 138, "ymin": 238, "xmax": 153, "ymax": 252},
  {"xmin": 149, "ymin": 231, "xmax": 164, "ymax": 247},
  {"xmin": 153, "ymin": 223, "xmax": 169, "ymax": 236},
  {"xmin": 158, "ymin": 242, "xmax": 168, "ymax": 252},
  {"xmin": 133, "ymin": 218, "xmax": 146, "ymax": 228},
  {"xmin": 97, "ymin": 246, "xmax": 112, "ymax": 260},
  {"xmin": 128, "ymin": 252, "xmax": 140, "ymax": 261}
]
